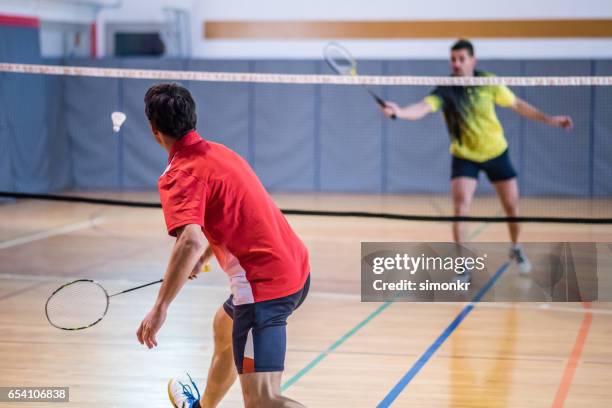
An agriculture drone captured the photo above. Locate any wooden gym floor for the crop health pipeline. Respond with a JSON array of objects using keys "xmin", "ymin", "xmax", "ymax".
[{"xmin": 1, "ymin": 193, "xmax": 611, "ymax": 407}]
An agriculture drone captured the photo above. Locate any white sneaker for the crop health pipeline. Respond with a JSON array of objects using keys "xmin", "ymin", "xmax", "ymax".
[
  {"xmin": 510, "ymin": 246, "xmax": 532, "ymax": 274},
  {"xmin": 454, "ymin": 269, "xmax": 472, "ymax": 284},
  {"xmin": 168, "ymin": 374, "xmax": 201, "ymax": 408}
]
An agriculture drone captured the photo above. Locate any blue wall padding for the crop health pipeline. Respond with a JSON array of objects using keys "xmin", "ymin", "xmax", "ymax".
[{"xmin": 1, "ymin": 53, "xmax": 611, "ymax": 197}]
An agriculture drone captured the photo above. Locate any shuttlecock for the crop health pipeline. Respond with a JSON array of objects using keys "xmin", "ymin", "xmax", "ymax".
[{"xmin": 111, "ymin": 111, "xmax": 127, "ymax": 132}]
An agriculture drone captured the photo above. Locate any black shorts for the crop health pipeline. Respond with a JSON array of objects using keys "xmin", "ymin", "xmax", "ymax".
[
  {"xmin": 451, "ymin": 149, "xmax": 517, "ymax": 182},
  {"xmin": 222, "ymin": 275, "xmax": 310, "ymax": 374}
]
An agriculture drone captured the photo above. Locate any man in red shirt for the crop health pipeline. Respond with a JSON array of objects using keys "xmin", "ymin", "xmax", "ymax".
[{"xmin": 136, "ymin": 83, "xmax": 309, "ymax": 408}]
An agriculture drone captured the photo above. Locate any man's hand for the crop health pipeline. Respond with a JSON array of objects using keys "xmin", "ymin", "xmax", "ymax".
[
  {"xmin": 547, "ymin": 115, "xmax": 573, "ymax": 131},
  {"xmin": 512, "ymin": 98, "xmax": 573, "ymax": 132},
  {"xmin": 381, "ymin": 100, "xmax": 433, "ymax": 121},
  {"xmin": 382, "ymin": 101, "xmax": 400, "ymax": 118},
  {"xmin": 136, "ymin": 305, "xmax": 167, "ymax": 349},
  {"xmin": 136, "ymin": 224, "xmax": 205, "ymax": 348}
]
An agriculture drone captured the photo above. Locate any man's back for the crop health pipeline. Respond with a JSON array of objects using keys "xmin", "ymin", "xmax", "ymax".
[{"xmin": 158, "ymin": 131, "xmax": 310, "ymax": 303}]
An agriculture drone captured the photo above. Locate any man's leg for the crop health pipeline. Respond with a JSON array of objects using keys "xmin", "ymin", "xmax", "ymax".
[
  {"xmin": 240, "ymin": 372, "xmax": 304, "ymax": 408},
  {"xmin": 492, "ymin": 178, "xmax": 520, "ymax": 244},
  {"xmin": 234, "ymin": 278, "xmax": 309, "ymax": 408},
  {"xmin": 200, "ymin": 306, "xmax": 238, "ymax": 408},
  {"xmin": 493, "ymin": 178, "xmax": 531, "ymax": 273},
  {"xmin": 168, "ymin": 305, "xmax": 237, "ymax": 408},
  {"xmin": 451, "ymin": 176, "xmax": 478, "ymax": 243}
]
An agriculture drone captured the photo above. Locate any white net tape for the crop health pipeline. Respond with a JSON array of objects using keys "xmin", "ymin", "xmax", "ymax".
[{"xmin": 1, "ymin": 62, "xmax": 611, "ymax": 86}]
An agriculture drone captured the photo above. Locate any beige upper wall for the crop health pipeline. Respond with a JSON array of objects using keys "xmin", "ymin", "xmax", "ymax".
[
  {"xmin": 193, "ymin": 0, "xmax": 612, "ymax": 58},
  {"xmin": 3, "ymin": 0, "xmax": 612, "ymax": 58},
  {"xmin": 204, "ymin": 20, "xmax": 612, "ymax": 39},
  {"xmin": 194, "ymin": 0, "xmax": 612, "ymax": 20}
]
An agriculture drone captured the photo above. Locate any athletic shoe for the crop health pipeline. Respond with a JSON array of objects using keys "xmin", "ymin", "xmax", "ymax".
[
  {"xmin": 510, "ymin": 246, "xmax": 532, "ymax": 274},
  {"xmin": 454, "ymin": 269, "xmax": 472, "ymax": 285},
  {"xmin": 168, "ymin": 373, "xmax": 201, "ymax": 408}
]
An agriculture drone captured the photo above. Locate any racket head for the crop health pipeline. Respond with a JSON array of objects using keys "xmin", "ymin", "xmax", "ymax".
[
  {"xmin": 324, "ymin": 42, "xmax": 357, "ymax": 76},
  {"xmin": 45, "ymin": 279, "xmax": 110, "ymax": 330}
]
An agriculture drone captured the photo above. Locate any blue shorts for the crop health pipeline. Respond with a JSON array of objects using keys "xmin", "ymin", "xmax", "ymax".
[
  {"xmin": 451, "ymin": 149, "xmax": 517, "ymax": 182},
  {"xmin": 223, "ymin": 275, "xmax": 310, "ymax": 374}
]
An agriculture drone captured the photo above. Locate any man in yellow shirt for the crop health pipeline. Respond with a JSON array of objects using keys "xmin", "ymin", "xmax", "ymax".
[{"xmin": 382, "ymin": 39, "xmax": 573, "ymax": 273}]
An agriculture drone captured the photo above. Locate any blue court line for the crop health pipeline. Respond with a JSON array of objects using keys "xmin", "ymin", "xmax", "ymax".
[
  {"xmin": 281, "ymin": 219, "xmax": 493, "ymax": 391},
  {"xmin": 376, "ymin": 261, "xmax": 511, "ymax": 408},
  {"xmin": 281, "ymin": 300, "xmax": 393, "ymax": 391}
]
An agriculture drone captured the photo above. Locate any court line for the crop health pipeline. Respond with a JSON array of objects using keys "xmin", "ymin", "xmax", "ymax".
[
  {"xmin": 287, "ymin": 348, "xmax": 609, "ymax": 365},
  {"xmin": 0, "ymin": 282, "xmax": 46, "ymax": 302},
  {"xmin": 5, "ymin": 273, "xmax": 607, "ymax": 316},
  {"xmin": 477, "ymin": 302, "xmax": 612, "ymax": 316},
  {"xmin": 0, "ymin": 217, "xmax": 105, "ymax": 302},
  {"xmin": 0, "ymin": 272, "xmax": 367, "ymax": 302},
  {"xmin": 467, "ymin": 221, "xmax": 489, "ymax": 241},
  {"xmin": 0, "ymin": 217, "xmax": 104, "ymax": 250},
  {"xmin": 551, "ymin": 302, "xmax": 593, "ymax": 408},
  {"xmin": 281, "ymin": 209, "xmax": 495, "ymax": 391},
  {"xmin": 466, "ymin": 208, "xmax": 504, "ymax": 241},
  {"xmin": 281, "ymin": 301, "xmax": 393, "ymax": 391},
  {"xmin": 376, "ymin": 261, "xmax": 511, "ymax": 408}
]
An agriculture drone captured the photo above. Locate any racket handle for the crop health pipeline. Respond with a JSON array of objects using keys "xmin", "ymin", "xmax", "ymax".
[
  {"xmin": 371, "ymin": 92, "xmax": 397, "ymax": 120},
  {"xmin": 109, "ymin": 278, "xmax": 163, "ymax": 297}
]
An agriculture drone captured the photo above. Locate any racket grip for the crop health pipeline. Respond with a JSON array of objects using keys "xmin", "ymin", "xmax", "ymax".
[{"xmin": 372, "ymin": 94, "xmax": 397, "ymax": 120}]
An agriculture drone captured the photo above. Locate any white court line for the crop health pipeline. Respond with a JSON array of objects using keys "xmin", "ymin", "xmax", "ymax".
[
  {"xmin": 0, "ymin": 217, "xmax": 104, "ymax": 250},
  {"xmin": 475, "ymin": 302, "xmax": 612, "ymax": 315},
  {"xmin": 1, "ymin": 272, "xmax": 610, "ymax": 315},
  {"xmin": 0, "ymin": 272, "xmax": 360, "ymax": 299}
]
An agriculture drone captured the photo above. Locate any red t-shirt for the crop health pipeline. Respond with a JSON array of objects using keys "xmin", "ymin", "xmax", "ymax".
[{"xmin": 158, "ymin": 131, "xmax": 309, "ymax": 303}]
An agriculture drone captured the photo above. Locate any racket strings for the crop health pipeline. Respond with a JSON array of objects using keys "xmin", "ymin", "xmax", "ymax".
[
  {"xmin": 45, "ymin": 280, "xmax": 109, "ymax": 330},
  {"xmin": 324, "ymin": 44, "xmax": 355, "ymax": 75}
]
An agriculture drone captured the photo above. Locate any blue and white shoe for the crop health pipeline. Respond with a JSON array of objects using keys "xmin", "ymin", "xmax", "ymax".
[
  {"xmin": 510, "ymin": 245, "xmax": 532, "ymax": 274},
  {"xmin": 454, "ymin": 269, "xmax": 472, "ymax": 285},
  {"xmin": 168, "ymin": 373, "xmax": 201, "ymax": 408}
]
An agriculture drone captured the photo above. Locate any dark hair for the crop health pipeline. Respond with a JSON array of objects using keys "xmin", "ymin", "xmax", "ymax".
[
  {"xmin": 144, "ymin": 83, "xmax": 197, "ymax": 139},
  {"xmin": 451, "ymin": 39, "xmax": 474, "ymax": 56}
]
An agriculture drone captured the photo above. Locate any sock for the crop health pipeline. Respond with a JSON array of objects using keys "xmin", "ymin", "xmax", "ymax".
[{"xmin": 512, "ymin": 243, "xmax": 522, "ymax": 251}]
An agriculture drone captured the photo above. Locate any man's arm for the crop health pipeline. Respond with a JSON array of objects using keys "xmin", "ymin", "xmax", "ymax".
[
  {"xmin": 510, "ymin": 97, "xmax": 573, "ymax": 130},
  {"xmin": 189, "ymin": 244, "xmax": 214, "ymax": 280},
  {"xmin": 136, "ymin": 223, "xmax": 206, "ymax": 348},
  {"xmin": 382, "ymin": 100, "xmax": 434, "ymax": 121}
]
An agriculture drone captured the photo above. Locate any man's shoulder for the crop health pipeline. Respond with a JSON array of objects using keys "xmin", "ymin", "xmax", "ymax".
[
  {"xmin": 476, "ymin": 70, "xmax": 496, "ymax": 77},
  {"xmin": 159, "ymin": 167, "xmax": 200, "ymax": 185}
]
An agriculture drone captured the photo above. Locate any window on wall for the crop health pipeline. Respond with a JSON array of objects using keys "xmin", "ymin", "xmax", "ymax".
[
  {"xmin": 105, "ymin": 18, "xmax": 190, "ymax": 58},
  {"xmin": 105, "ymin": 22, "xmax": 170, "ymax": 57},
  {"xmin": 114, "ymin": 32, "xmax": 165, "ymax": 56},
  {"xmin": 40, "ymin": 21, "xmax": 91, "ymax": 57}
]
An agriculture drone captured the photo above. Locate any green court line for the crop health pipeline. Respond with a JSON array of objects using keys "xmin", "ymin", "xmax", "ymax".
[
  {"xmin": 281, "ymin": 301, "xmax": 393, "ymax": 391},
  {"xmin": 282, "ymin": 216, "xmax": 493, "ymax": 391},
  {"xmin": 467, "ymin": 222, "xmax": 489, "ymax": 241},
  {"xmin": 467, "ymin": 209, "xmax": 504, "ymax": 241}
]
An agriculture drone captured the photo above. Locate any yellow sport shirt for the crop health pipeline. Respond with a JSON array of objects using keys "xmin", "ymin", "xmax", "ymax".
[{"xmin": 423, "ymin": 71, "xmax": 516, "ymax": 163}]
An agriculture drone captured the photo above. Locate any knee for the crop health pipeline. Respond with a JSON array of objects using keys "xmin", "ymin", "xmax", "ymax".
[
  {"xmin": 244, "ymin": 394, "xmax": 287, "ymax": 408},
  {"xmin": 243, "ymin": 394, "xmax": 263, "ymax": 408},
  {"xmin": 246, "ymin": 396, "xmax": 304, "ymax": 408},
  {"xmin": 505, "ymin": 204, "xmax": 518, "ymax": 216},
  {"xmin": 501, "ymin": 198, "xmax": 519, "ymax": 216},
  {"xmin": 243, "ymin": 388, "xmax": 272, "ymax": 408},
  {"xmin": 454, "ymin": 196, "xmax": 472, "ymax": 214}
]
